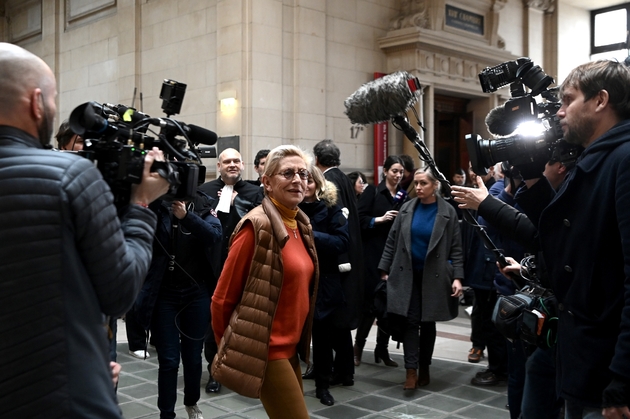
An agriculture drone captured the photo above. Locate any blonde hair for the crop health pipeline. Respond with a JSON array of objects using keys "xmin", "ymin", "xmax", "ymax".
[
  {"xmin": 262, "ymin": 145, "xmax": 312, "ymax": 195},
  {"xmin": 309, "ymin": 165, "xmax": 327, "ymax": 198},
  {"xmin": 414, "ymin": 167, "xmax": 441, "ymax": 193}
]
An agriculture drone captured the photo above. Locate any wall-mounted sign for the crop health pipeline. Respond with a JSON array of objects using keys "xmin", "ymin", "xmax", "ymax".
[{"xmin": 445, "ymin": 5, "xmax": 484, "ymax": 36}]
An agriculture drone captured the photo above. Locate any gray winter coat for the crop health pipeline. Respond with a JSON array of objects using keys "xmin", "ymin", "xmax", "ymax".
[
  {"xmin": 378, "ymin": 196, "xmax": 464, "ymax": 321},
  {"xmin": 0, "ymin": 127, "xmax": 157, "ymax": 418}
]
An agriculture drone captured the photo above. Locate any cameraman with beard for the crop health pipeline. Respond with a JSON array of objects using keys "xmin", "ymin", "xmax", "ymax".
[
  {"xmin": 473, "ymin": 60, "xmax": 630, "ymax": 419},
  {"xmin": 0, "ymin": 43, "xmax": 169, "ymax": 418}
]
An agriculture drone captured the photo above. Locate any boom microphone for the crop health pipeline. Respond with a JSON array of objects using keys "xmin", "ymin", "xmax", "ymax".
[{"xmin": 344, "ymin": 71, "xmax": 422, "ymax": 125}]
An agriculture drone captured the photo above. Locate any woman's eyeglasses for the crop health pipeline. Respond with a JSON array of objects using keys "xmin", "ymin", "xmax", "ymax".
[{"xmin": 276, "ymin": 169, "xmax": 310, "ymax": 180}]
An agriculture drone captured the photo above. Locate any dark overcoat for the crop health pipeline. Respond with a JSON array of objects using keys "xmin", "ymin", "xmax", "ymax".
[
  {"xmin": 537, "ymin": 119, "xmax": 630, "ymax": 407},
  {"xmin": 378, "ymin": 196, "xmax": 464, "ymax": 321},
  {"xmin": 358, "ymin": 181, "xmax": 401, "ymax": 299},
  {"xmin": 323, "ymin": 167, "xmax": 364, "ymax": 329},
  {"xmin": 299, "ymin": 184, "xmax": 350, "ymax": 319}
]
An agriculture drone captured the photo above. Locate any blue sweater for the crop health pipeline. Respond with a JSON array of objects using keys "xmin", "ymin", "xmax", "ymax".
[{"xmin": 411, "ymin": 201, "xmax": 437, "ymax": 271}]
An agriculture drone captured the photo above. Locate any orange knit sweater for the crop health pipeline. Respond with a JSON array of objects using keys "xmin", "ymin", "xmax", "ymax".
[{"xmin": 212, "ymin": 222, "xmax": 314, "ymax": 360}]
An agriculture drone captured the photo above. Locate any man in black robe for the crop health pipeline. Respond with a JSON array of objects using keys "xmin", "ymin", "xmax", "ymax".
[{"xmin": 313, "ymin": 139, "xmax": 365, "ymax": 385}]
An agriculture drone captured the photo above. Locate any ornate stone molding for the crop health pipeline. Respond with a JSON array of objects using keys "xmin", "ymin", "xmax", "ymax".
[
  {"xmin": 389, "ymin": 0, "xmax": 430, "ymax": 30},
  {"xmin": 492, "ymin": 0, "xmax": 508, "ymax": 12},
  {"xmin": 524, "ymin": 0, "xmax": 555, "ymax": 13},
  {"xmin": 497, "ymin": 35, "xmax": 506, "ymax": 49}
]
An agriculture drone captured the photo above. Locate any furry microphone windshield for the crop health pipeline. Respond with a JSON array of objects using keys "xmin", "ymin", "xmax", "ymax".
[{"xmin": 344, "ymin": 71, "xmax": 422, "ymax": 125}]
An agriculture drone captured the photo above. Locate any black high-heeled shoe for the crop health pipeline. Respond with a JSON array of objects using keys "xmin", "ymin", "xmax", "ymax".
[
  {"xmin": 353, "ymin": 344, "xmax": 363, "ymax": 367},
  {"xmin": 374, "ymin": 346, "xmax": 398, "ymax": 367},
  {"xmin": 302, "ymin": 364, "xmax": 315, "ymax": 379}
]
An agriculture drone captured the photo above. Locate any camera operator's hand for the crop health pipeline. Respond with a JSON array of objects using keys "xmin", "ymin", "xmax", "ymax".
[
  {"xmin": 110, "ymin": 361, "xmax": 121, "ymax": 388},
  {"xmin": 172, "ymin": 201, "xmax": 187, "ymax": 219},
  {"xmin": 603, "ymin": 406, "xmax": 630, "ymax": 419},
  {"xmin": 497, "ymin": 256, "xmax": 521, "ymax": 279},
  {"xmin": 130, "ymin": 147, "xmax": 170, "ymax": 207},
  {"xmin": 451, "ymin": 176, "xmax": 488, "ymax": 210}
]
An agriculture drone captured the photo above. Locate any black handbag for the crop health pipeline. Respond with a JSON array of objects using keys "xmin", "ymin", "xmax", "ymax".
[{"xmin": 370, "ymin": 280, "xmax": 406, "ymax": 343}]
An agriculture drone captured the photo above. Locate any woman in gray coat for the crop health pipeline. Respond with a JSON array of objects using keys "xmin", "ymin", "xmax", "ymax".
[{"xmin": 378, "ymin": 168, "xmax": 464, "ymax": 391}]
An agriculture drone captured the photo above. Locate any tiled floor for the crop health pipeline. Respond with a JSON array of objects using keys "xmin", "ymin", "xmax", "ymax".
[{"xmin": 115, "ymin": 305, "xmax": 509, "ymax": 419}]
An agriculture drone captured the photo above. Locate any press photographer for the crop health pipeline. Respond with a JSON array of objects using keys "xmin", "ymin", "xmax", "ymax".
[
  {"xmin": 68, "ymin": 79, "xmax": 217, "ymax": 207},
  {"xmin": 0, "ymin": 43, "xmax": 169, "ymax": 418},
  {"xmin": 464, "ymin": 59, "xmax": 630, "ymax": 418}
]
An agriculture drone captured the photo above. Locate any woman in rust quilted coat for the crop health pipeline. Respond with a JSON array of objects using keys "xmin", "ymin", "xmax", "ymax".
[{"xmin": 211, "ymin": 145, "xmax": 319, "ymax": 419}]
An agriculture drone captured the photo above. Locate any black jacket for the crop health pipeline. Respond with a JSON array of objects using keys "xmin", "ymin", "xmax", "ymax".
[
  {"xmin": 299, "ymin": 185, "xmax": 349, "ymax": 319},
  {"xmin": 198, "ymin": 178, "xmax": 262, "ymax": 281},
  {"xmin": 537, "ymin": 120, "xmax": 630, "ymax": 406},
  {"xmin": 323, "ymin": 167, "xmax": 364, "ymax": 329},
  {"xmin": 134, "ymin": 192, "xmax": 222, "ymax": 330},
  {"xmin": 0, "ymin": 126, "xmax": 157, "ymax": 418},
  {"xmin": 358, "ymin": 181, "xmax": 402, "ymax": 297}
]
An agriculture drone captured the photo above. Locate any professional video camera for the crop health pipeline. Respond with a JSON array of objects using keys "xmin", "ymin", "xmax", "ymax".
[
  {"xmin": 466, "ymin": 57, "xmax": 582, "ymax": 176},
  {"xmin": 69, "ymin": 79, "xmax": 217, "ymax": 206}
]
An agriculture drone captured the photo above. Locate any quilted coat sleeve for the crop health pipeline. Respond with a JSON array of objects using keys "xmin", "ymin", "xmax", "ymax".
[{"xmin": 67, "ymin": 158, "xmax": 157, "ymax": 317}]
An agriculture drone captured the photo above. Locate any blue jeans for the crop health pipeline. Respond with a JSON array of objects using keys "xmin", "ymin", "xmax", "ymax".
[
  {"xmin": 151, "ymin": 283, "xmax": 209, "ymax": 419},
  {"xmin": 521, "ymin": 346, "xmax": 562, "ymax": 419}
]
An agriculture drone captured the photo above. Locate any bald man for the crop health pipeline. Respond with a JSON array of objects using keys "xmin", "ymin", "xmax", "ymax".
[{"xmin": 0, "ymin": 43, "xmax": 169, "ymax": 418}]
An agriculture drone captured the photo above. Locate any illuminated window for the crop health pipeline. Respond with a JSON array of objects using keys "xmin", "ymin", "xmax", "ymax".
[{"xmin": 591, "ymin": 3, "xmax": 629, "ymax": 60}]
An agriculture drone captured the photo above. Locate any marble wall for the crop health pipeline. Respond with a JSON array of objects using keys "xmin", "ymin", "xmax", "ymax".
[{"xmin": 0, "ymin": 0, "xmax": 593, "ymax": 178}]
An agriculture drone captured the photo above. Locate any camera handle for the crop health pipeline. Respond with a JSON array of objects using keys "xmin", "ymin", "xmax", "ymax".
[{"xmin": 392, "ymin": 114, "xmax": 526, "ymax": 289}]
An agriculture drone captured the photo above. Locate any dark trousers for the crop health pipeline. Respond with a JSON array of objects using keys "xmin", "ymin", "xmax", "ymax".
[
  {"xmin": 355, "ymin": 313, "xmax": 390, "ymax": 350},
  {"xmin": 332, "ymin": 328, "xmax": 354, "ymax": 377},
  {"xmin": 151, "ymin": 284, "xmax": 209, "ymax": 419},
  {"xmin": 204, "ymin": 281, "xmax": 218, "ymax": 372},
  {"xmin": 108, "ymin": 316, "xmax": 118, "ymax": 362},
  {"xmin": 564, "ymin": 400, "xmax": 603, "ymax": 419},
  {"xmin": 507, "ymin": 339, "xmax": 526, "ymax": 419},
  {"xmin": 471, "ymin": 288, "xmax": 507, "ymax": 374},
  {"xmin": 312, "ymin": 316, "xmax": 353, "ymax": 389},
  {"xmin": 521, "ymin": 346, "xmax": 562, "ymax": 419},
  {"xmin": 204, "ymin": 321, "xmax": 218, "ymax": 372},
  {"xmin": 403, "ymin": 270, "xmax": 436, "ymax": 369},
  {"xmin": 125, "ymin": 308, "xmax": 147, "ymax": 352}
]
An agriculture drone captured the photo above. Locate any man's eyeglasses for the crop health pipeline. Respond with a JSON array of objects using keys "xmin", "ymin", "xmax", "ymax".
[{"xmin": 276, "ymin": 169, "xmax": 310, "ymax": 180}]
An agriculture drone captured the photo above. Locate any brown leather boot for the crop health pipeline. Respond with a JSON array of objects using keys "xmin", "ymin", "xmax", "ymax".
[
  {"xmin": 417, "ymin": 365, "xmax": 430, "ymax": 387},
  {"xmin": 404, "ymin": 369, "xmax": 418, "ymax": 390},
  {"xmin": 353, "ymin": 344, "xmax": 363, "ymax": 367}
]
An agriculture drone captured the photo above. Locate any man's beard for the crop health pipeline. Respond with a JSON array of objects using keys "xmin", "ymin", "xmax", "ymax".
[
  {"xmin": 221, "ymin": 172, "xmax": 241, "ymax": 185},
  {"xmin": 37, "ymin": 103, "xmax": 54, "ymax": 147},
  {"xmin": 563, "ymin": 116, "xmax": 595, "ymax": 148}
]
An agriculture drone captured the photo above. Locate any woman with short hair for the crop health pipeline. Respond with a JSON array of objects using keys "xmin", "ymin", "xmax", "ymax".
[{"xmin": 211, "ymin": 145, "xmax": 319, "ymax": 419}]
